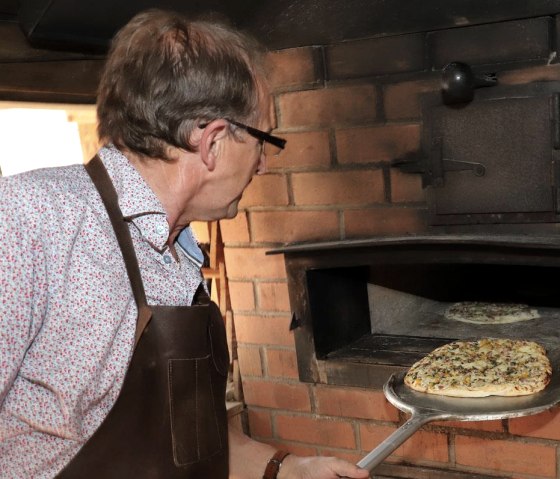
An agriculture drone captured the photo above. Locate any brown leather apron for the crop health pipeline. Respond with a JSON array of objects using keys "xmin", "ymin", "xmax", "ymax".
[{"xmin": 57, "ymin": 156, "xmax": 229, "ymax": 478}]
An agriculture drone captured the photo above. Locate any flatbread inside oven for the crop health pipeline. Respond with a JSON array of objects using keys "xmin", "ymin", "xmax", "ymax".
[{"xmin": 445, "ymin": 302, "xmax": 539, "ymax": 324}]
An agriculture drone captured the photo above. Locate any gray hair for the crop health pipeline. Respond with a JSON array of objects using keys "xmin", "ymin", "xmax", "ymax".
[{"xmin": 96, "ymin": 9, "xmax": 266, "ymax": 159}]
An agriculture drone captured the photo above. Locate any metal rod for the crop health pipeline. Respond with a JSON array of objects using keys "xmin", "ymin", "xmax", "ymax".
[{"xmin": 356, "ymin": 413, "xmax": 434, "ymax": 472}]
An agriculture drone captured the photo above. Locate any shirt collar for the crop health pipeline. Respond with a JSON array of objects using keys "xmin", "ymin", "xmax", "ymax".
[
  {"xmin": 96, "ymin": 145, "xmax": 204, "ymax": 263},
  {"xmin": 176, "ymin": 227, "xmax": 205, "ymax": 268},
  {"xmin": 97, "ymin": 145, "xmax": 169, "ymax": 251}
]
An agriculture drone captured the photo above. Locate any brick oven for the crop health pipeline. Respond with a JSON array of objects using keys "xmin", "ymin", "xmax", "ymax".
[
  {"xmin": 220, "ymin": 5, "xmax": 560, "ymax": 479},
  {"xmin": 2, "ymin": 1, "xmax": 560, "ymax": 478}
]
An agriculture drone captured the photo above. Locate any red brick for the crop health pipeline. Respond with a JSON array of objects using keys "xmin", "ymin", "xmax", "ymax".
[
  {"xmin": 219, "ymin": 214, "xmax": 250, "ymax": 244},
  {"xmin": 360, "ymin": 424, "xmax": 449, "ymax": 464},
  {"xmin": 336, "ymin": 124, "xmax": 421, "ymax": 164},
  {"xmin": 344, "ymin": 207, "xmax": 427, "ymax": 237},
  {"xmin": 251, "ymin": 210, "xmax": 340, "ymax": 243},
  {"xmin": 257, "ymin": 281, "xmax": 291, "ymax": 312},
  {"xmin": 273, "ymin": 443, "xmax": 318, "ymax": 457},
  {"xmin": 500, "ymin": 64, "xmax": 560, "ymax": 85},
  {"xmin": 236, "ymin": 346, "xmax": 263, "ymax": 377},
  {"xmin": 315, "ymin": 387, "xmax": 399, "ymax": 422},
  {"xmin": 276, "ymin": 414, "xmax": 357, "ymax": 449},
  {"xmin": 224, "ymin": 247, "xmax": 287, "ymax": 280},
  {"xmin": 432, "ymin": 419, "xmax": 503, "ymax": 433},
  {"xmin": 360, "ymin": 423, "xmax": 396, "ymax": 451},
  {"xmin": 398, "ymin": 429, "xmax": 448, "ymax": 464},
  {"xmin": 266, "ymin": 348, "xmax": 299, "ymax": 379},
  {"xmin": 384, "ymin": 77, "xmax": 440, "ymax": 120},
  {"xmin": 267, "ymin": 130, "xmax": 331, "ymax": 170},
  {"xmin": 278, "ymin": 85, "xmax": 377, "ymax": 128},
  {"xmin": 509, "ymin": 407, "xmax": 560, "ymax": 440},
  {"xmin": 234, "ymin": 314, "xmax": 293, "ymax": 347},
  {"xmin": 326, "ymin": 34, "xmax": 424, "ymax": 79},
  {"xmin": 266, "ymin": 47, "xmax": 321, "ymax": 91},
  {"xmin": 292, "ymin": 170, "xmax": 384, "ymax": 206},
  {"xmin": 242, "ymin": 379, "xmax": 311, "ymax": 411},
  {"xmin": 455, "ymin": 435, "xmax": 556, "ymax": 477},
  {"xmin": 247, "ymin": 407, "xmax": 273, "ymax": 439},
  {"xmin": 228, "ymin": 280, "xmax": 255, "ymax": 312},
  {"xmin": 390, "ymin": 169, "xmax": 426, "ymax": 203},
  {"xmin": 239, "ymin": 174, "xmax": 289, "ymax": 208}
]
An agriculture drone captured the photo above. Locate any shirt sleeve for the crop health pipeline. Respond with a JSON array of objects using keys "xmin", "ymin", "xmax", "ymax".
[{"xmin": 0, "ymin": 178, "xmax": 47, "ymax": 406}]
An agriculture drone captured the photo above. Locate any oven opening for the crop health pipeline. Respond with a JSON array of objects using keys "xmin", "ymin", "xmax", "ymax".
[
  {"xmin": 313, "ymin": 263, "xmax": 560, "ymax": 364},
  {"xmin": 276, "ymin": 236, "xmax": 560, "ymax": 388}
]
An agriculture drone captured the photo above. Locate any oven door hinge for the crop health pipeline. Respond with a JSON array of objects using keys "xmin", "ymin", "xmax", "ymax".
[{"xmin": 391, "ymin": 138, "xmax": 486, "ymax": 187}]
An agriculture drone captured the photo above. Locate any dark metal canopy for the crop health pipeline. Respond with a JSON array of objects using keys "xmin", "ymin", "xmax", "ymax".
[
  {"xmin": 1, "ymin": 0, "xmax": 560, "ymax": 52},
  {"xmin": 1, "ymin": 0, "xmax": 559, "ymax": 103}
]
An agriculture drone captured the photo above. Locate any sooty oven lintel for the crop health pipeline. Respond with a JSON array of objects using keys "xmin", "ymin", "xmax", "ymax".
[{"xmin": 269, "ymin": 235, "xmax": 560, "ymax": 389}]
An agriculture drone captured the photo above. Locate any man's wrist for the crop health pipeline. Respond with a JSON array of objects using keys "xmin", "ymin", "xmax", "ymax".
[{"xmin": 262, "ymin": 450, "xmax": 291, "ymax": 479}]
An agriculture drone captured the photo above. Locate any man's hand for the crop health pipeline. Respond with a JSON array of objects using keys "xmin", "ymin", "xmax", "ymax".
[
  {"xmin": 277, "ymin": 454, "xmax": 370, "ymax": 479},
  {"xmin": 228, "ymin": 426, "xmax": 369, "ymax": 479}
]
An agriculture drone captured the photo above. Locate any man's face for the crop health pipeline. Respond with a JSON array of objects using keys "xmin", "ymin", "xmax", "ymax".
[{"xmin": 208, "ymin": 96, "xmax": 272, "ymax": 220}]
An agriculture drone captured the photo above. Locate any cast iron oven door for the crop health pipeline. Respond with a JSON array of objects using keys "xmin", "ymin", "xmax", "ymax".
[{"xmin": 394, "ymin": 82, "xmax": 560, "ymax": 225}]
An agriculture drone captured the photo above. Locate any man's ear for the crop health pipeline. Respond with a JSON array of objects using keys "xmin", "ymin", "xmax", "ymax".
[{"xmin": 199, "ymin": 120, "xmax": 229, "ymax": 172}]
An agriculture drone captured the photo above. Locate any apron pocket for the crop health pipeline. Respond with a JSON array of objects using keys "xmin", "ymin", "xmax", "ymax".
[{"xmin": 168, "ymin": 356, "xmax": 223, "ymax": 466}]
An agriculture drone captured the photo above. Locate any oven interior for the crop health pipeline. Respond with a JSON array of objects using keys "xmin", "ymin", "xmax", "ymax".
[{"xmin": 277, "ymin": 236, "xmax": 560, "ymax": 388}]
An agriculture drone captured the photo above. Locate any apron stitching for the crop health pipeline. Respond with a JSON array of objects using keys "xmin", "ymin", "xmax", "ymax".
[
  {"xmin": 195, "ymin": 358, "xmax": 200, "ymax": 460},
  {"xmin": 168, "ymin": 360, "xmax": 177, "ymax": 464},
  {"xmin": 209, "ymin": 363, "xmax": 223, "ymax": 449}
]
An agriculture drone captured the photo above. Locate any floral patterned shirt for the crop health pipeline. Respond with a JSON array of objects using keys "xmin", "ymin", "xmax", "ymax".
[{"xmin": 0, "ymin": 145, "xmax": 204, "ymax": 478}]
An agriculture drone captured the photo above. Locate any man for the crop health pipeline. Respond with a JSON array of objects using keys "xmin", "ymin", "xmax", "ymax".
[{"xmin": 0, "ymin": 9, "xmax": 369, "ymax": 479}]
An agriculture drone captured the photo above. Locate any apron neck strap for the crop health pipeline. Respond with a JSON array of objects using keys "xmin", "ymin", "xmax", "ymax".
[{"xmin": 85, "ymin": 155, "xmax": 152, "ymax": 347}]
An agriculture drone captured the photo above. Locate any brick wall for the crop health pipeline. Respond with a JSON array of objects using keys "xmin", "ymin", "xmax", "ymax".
[{"xmin": 220, "ymin": 15, "xmax": 560, "ymax": 478}]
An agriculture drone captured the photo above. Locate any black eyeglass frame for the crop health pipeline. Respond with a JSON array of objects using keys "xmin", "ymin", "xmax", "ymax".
[{"xmin": 226, "ymin": 118, "xmax": 286, "ymax": 150}]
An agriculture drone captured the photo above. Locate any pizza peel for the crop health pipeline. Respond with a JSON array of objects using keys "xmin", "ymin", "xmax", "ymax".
[{"xmin": 356, "ymin": 347, "xmax": 560, "ymax": 472}]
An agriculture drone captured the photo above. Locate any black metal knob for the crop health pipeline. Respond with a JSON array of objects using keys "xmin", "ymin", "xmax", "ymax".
[
  {"xmin": 441, "ymin": 62, "xmax": 498, "ymax": 105},
  {"xmin": 442, "ymin": 62, "xmax": 474, "ymax": 104}
]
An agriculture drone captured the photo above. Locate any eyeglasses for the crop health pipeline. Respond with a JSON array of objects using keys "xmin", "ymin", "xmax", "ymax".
[
  {"xmin": 226, "ymin": 119, "xmax": 286, "ymax": 158},
  {"xmin": 200, "ymin": 118, "xmax": 286, "ymax": 157}
]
